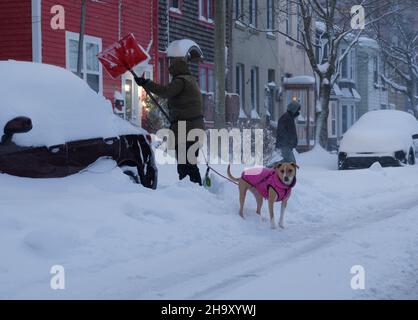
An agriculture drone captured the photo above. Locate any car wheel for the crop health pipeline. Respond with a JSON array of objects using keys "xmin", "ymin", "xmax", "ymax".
[{"xmin": 408, "ymin": 148, "xmax": 416, "ymax": 165}]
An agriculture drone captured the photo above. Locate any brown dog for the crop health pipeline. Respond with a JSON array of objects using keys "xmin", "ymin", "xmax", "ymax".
[{"xmin": 227, "ymin": 163, "xmax": 298, "ymax": 229}]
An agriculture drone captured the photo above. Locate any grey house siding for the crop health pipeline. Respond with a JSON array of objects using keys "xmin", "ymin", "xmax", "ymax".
[
  {"xmin": 157, "ymin": 0, "xmax": 236, "ymax": 126},
  {"xmin": 157, "ymin": 0, "xmax": 232, "ymax": 80}
]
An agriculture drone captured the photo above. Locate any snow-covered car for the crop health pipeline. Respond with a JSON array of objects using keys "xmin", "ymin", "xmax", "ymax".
[
  {"xmin": 338, "ymin": 110, "xmax": 418, "ymax": 170},
  {"xmin": 0, "ymin": 61, "xmax": 157, "ymax": 189}
]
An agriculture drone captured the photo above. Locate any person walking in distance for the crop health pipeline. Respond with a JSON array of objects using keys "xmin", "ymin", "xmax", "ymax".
[{"xmin": 276, "ymin": 97, "xmax": 301, "ymax": 163}]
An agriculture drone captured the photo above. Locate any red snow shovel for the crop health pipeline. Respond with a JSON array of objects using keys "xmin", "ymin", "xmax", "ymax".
[
  {"xmin": 97, "ymin": 33, "xmax": 149, "ymax": 79},
  {"xmin": 97, "ymin": 33, "xmax": 170, "ymax": 121}
]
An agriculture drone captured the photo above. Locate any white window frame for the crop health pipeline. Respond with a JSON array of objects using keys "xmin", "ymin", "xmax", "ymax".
[
  {"xmin": 296, "ymin": 3, "xmax": 302, "ymax": 41},
  {"xmin": 169, "ymin": 0, "xmax": 182, "ymax": 14},
  {"xmin": 236, "ymin": 63, "xmax": 245, "ymax": 111},
  {"xmin": 339, "ymin": 103, "xmax": 356, "ymax": 136},
  {"xmin": 340, "ymin": 48, "xmax": 354, "ymax": 82},
  {"xmin": 285, "ymin": 0, "xmax": 292, "ymax": 36},
  {"xmin": 328, "ymin": 101, "xmax": 337, "ymax": 138},
  {"xmin": 249, "ymin": 0, "xmax": 257, "ymax": 27},
  {"xmin": 373, "ymin": 56, "xmax": 379, "ymax": 84},
  {"xmin": 235, "ymin": 0, "xmax": 243, "ymax": 21},
  {"xmin": 267, "ymin": 0, "xmax": 274, "ymax": 31},
  {"xmin": 65, "ymin": 31, "xmax": 103, "ymax": 95},
  {"xmin": 199, "ymin": 0, "xmax": 214, "ymax": 23}
]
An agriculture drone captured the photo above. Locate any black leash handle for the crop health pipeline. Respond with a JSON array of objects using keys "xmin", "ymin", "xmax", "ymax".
[{"xmin": 129, "ymin": 70, "xmax": 170, "ymax": 122}]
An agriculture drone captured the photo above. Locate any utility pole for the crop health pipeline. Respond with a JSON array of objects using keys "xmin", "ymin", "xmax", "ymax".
[
  {"xmin": 77, "ymin": 0, "xmax": 86, "ymax": 78},
  {"xmin": 214, "ymin": 0, "xmax": 226, "ymax": 129}
]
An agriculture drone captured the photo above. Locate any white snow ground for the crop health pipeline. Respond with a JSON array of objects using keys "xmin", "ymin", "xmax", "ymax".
[{"xmin": 1, "ymin": 148, "xmax": 418, "ymax": 299}]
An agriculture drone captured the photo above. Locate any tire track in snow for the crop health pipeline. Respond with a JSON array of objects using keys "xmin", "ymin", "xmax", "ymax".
[{"xmin": 130, "ymin": 186, "xmax": 418, "ymax": 299}]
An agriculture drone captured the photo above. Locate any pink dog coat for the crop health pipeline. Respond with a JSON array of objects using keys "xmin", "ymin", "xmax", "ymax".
[{"xmin": 241, "ymin": 167, "xmax": 296, "ymax": 202}]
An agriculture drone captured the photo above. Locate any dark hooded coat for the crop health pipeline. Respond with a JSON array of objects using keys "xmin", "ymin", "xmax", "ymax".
[
  {"xmin": 276, "ymin": 110, "xmax": 298, "ymax": 149},
  {"xmin": 143, "ymin": 59, "xmax": 205, "ymax": 147}
]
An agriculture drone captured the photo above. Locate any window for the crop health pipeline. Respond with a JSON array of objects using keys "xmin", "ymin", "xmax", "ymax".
[
  {"xmin": 331, "ymin": 102, "xmax": 337, "ymax": 137},
  {"xmin": 250, "ymin": 66, "xmax": 259, "ymax": 112},
  {"xmin": 296, "ymin": 3, "xmax": 302, "ymax": 41},
  {"xmin": 199, "ymin": 64, "xmax": 214, "ymax": 93},
  {"xmin": 170, "ymin": 0, "xmax": 180, "ymax": 9},
  {"xmin": 342, "ymin": 105, "xmax": 348, "ymax": 134},
  {"xmin": 268, "ymin": 69, "xmax": 275, "ymax": 83},
  {"xmin": 341, "ymin": 49, "xmax": 348, "ymax": 79},
  {"xmin": 328, "ymin": 101, "xmax": 337, "ymax": 137},
  {"xmin": 373, "ymin": 56, "xmax": 379, "ymax": 84},
  {"xmin": 267, "ymin": 0, "xmax": 274, "ymax": 30},
  {"xmin": 285, "ymin": 0, "xmax": 292, "ymax": 35},
  {"xmin": 235, "ymin": 0, "xmax": 243, "ymax": 20},
  {"xmin": 236, "ymin": 63, "xmax": 245, "ymax": 110},
  {"xmin": 249, "ymin": 0, "xmax": 257, "ymax": 27},
  {"xmin": 350, "ymin": 105, "xmax": 356, "ymax": 126},
  {"xmin": 350, "ymin": 50, "xmax": 355, "ymax": 79},
  {"xmin": 169, "ymin": 0, "xmax": 182, "ymax": 14},
  {"xmin": 199, "ymin": 0, "xmax": 214, "ymax": 22},
  {"xmin": 341, "ymin": 104, "xmax": 356, "ymax": 135},
  {"xmin": 66, "ymin": 31, "xmax": 102, "ymax": 94}
]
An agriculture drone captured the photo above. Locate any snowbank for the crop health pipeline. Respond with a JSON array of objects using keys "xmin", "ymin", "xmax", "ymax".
[
  {"xmin": 296, "ymin": 147, "xmax": 337, "ymax": 170},
  {"xmin": 0, "ymin": 61, "xmax": 145, "ymax": 147},
  {"xmin": 1, "ymin": 156, "xmax": 418, "ymax": 299}
]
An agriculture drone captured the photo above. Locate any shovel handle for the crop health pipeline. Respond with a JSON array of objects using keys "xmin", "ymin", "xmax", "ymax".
[{"xmin": 128, "ymin": 70, "xmax": 170, "ymax": 122}]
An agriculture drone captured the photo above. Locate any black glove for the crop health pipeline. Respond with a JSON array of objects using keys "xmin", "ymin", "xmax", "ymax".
[{"xmin": 134, "ymin": 76, "xmax": 149, "ymax": 87}]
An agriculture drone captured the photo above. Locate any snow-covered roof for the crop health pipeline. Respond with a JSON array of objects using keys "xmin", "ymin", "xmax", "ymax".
[
  {"xmin": 0, "ymin": 61, "xmax": 145, "ymax": 147},
  {"xmin": 352, "ymin": 88, "xmax": 361, "ymax": 100},
  {"xmin": 283, "ymin": 75, "xmax": 315, "ymax": 85},
  {"xmin": 332, "ymin": 85, "xmax": 361, "ymax": 101},
  {"xmin": 332, "ymin": 83, "xmax": 343, "ymax": 97},
  {"xmin": 358, "ymin": 37, "xmax": 379, "ymax": 50},
  {"xmin": 166, "ymin": 39, "xmax": 203, "ymax": 61}
]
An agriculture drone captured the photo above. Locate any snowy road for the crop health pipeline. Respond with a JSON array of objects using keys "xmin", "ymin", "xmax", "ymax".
[{"xmin": 1, "ymin": 149, "xmax": 418, "ymax": 299}]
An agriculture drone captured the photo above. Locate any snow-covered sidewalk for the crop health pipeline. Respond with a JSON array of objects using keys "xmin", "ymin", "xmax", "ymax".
[{"xmin": 1, "ymin": 150, "xmax": 418, "ymax": 299}]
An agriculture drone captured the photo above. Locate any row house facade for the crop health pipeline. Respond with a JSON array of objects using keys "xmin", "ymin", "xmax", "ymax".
[
  {"xmin": 0, "ymin": 0, "xmax": 159, "ymax": 128},
  {"xmin": 231, "ymin": 0, "xmax": 280, "ymax": 125},
  {"xmin": 316, "ymin": 23, "xmax": 390, "ymax": 150},
  {"xmin": 231, "ymin": 0, "xmax": 316, "ymax": 151},
  {"xmin": 277, "ymin": 0, "xmax": 316, "ymax": 151},
  {"xmin": 156, "ymin": 0, "xmax": 238, "ymax": 129}
]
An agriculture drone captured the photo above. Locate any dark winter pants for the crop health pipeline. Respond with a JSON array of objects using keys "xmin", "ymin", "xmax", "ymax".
[
  {"xmin": 175, "ymin": 141, "xmax": 202, "ymax": 186},
  {"xmin": 280, "ymin": 146, "xmax": 296, "ymax": 163}
]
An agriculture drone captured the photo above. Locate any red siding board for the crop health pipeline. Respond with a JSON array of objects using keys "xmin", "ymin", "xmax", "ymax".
[
  {"xmin": 2, "ymin": 0, "xmax": 158, "ymax": 109},
  {"xmin": 0, "ymin": 0, "xmax": 32, "ymax": 61}
]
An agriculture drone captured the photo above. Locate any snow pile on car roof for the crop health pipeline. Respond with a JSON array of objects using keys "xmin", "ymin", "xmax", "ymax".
[
  {"xmin": 339, "ymin": 110, "xmax": 418, "ymax": 153},
  {"xmin": 0, "ymin": 61, "xmax": 146, "ymax": 147}
]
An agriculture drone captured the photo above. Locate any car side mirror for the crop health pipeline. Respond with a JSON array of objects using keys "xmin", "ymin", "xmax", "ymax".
[
  {"xmin": 412, "ymin": 134, "xmax": 418, "ymax": 140},
  {"xmin": 1, "ymin": 116, "xmax": 33, "ymax": 145}
]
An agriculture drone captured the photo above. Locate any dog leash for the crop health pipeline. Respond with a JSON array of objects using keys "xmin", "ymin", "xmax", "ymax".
[{"xmin": 201, "ymin": 151, "xmax": 238, "ymax": 187}]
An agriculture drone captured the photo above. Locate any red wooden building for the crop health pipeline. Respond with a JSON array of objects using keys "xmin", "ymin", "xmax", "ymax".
[{"xmin": 0, "ymin": 0, "xmax": 158, "ymax": 127}]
